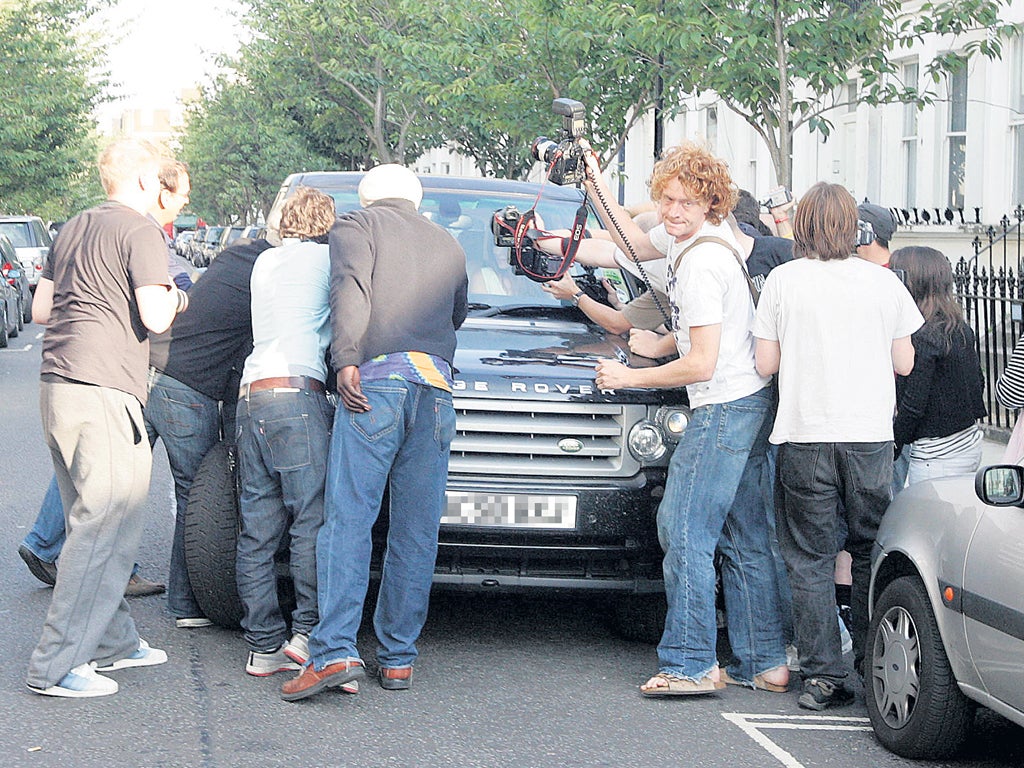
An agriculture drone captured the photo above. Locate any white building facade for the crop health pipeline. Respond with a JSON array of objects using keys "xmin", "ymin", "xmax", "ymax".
[{"xmin": 600, "ymin": 1, "xmax": 1024, "ymax": 263}]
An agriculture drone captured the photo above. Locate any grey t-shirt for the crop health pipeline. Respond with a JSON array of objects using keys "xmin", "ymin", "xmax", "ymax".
[{"xmin": 41, "ymin": 201, "xmax": 170, "ymax": 404}]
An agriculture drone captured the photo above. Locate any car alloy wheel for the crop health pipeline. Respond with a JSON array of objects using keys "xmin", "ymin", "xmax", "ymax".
[{"xmin": 865, "ymin": 575, "xmax": 973, "ymax": 759}]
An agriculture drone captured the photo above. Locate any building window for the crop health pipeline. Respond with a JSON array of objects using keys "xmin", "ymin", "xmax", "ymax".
[
  {"xmin": 706, "ymin": 106, "xmax": 718, "ymax": 152},
  {"xmin": 946, "ymin": 57, "xmax": 967, "ymax": 211},
  {"xmin": 1012, "ymin": 35, "xmax": 1024, "ymax": 206},
  {"xmin": 901, "ymin": 61, "xmax": 919, "ymax": 208}
]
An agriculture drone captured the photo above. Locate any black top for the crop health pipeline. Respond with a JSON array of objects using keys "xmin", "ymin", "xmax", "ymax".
[
  {"xmin": 742, "ymin": 224, "xmax": 794, "ymax": 283},
  {"xmin": 894, "ymin": 320, "xmax": 987, "ymax": 450},
  {"xmin": 328, "ymin": 199, "xmax": 469, "ymax": 368},
  {"xmin": 42, "ymin": 202, "xmax": 170, "ymax": 404},
  {"xmin": 149, "ymin": 238, "xmax": 272, "ymax": 400}
]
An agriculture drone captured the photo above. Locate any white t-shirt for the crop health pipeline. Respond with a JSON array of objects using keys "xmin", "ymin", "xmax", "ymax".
[
  {"xmin": 753, "ymin": 257, "xmax": 924, "ymax": 444},
  {"xmin": 241, "ymin": 238, "xmax": 332, "ymax": 385},
  {"xmin": 649, "ymin": 220, "xmax": 769, "ymax": 409}
]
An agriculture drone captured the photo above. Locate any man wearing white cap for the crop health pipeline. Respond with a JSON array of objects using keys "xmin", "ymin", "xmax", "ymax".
[{"xmin": 282, "ymin": 164, "xmax": 468, "ymax": 701}]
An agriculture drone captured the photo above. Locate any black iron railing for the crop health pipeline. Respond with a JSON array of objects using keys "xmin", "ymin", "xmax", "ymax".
[{"xmin": 954, "ymin": 205, "xmax": 1024, "ymax": 435}]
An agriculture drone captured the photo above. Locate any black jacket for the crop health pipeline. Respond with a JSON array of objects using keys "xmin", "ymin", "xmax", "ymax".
[{"xmin": 894, "ymin": 319, "xmax": 987, "ymax": 450}]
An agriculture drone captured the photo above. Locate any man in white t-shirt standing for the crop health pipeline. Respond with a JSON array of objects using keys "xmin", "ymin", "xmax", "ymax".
[
  {"xmin": 585, "ymin": 142, "xmax": 789, "ymax": 696},
  {"xmin": 753, "ymin": 182, "xmax": 923, "ymax": 711}
]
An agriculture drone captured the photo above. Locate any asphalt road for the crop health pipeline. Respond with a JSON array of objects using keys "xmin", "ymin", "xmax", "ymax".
[{"xmin": 1, "ymin": 325, "xmax": 1021, "ymax": 768}]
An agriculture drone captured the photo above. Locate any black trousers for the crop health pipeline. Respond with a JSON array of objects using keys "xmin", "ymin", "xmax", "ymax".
[{"xmin": 775, "ymin": 441, "xmax": 892, "ymax": 683}]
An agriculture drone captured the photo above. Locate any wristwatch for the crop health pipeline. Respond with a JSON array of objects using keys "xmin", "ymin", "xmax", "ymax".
[{"xmin": 571, "ymin": 289, "xmax": 585, "ymax": 306}]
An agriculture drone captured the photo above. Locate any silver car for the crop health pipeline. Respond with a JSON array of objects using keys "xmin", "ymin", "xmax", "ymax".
[
  {"xmin": 0, "ymin": 215, "xmax": 51, "ymax": 288},
  {"xmin": 867, "ymin": 464, "xmax": 1024, "ymax": 758}
]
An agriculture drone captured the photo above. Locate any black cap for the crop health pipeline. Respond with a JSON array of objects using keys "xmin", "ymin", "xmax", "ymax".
[{"xmin": 857, "ymin": 202, "xmax": 897, "ymax": 244}]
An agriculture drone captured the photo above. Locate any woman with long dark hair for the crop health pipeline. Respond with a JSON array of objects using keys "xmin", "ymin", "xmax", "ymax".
[{"xmin": 891, "ymin": 246, "xmax": 986, "ymax": 485}]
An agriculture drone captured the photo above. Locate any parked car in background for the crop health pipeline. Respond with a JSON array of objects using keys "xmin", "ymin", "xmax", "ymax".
[
  {"xmin": 188, "ymin": 226, "xmax": 209, "ymax": 266},
  {"xmin": 174, "ymin": 230, "xmax": 196, "ymax": 257},
  {"xmin": 200, "ymin": 225, "xmax": 226, "ymax": 265},
  {"xmin": 0, "ymin": 260, "xmax": 21, "ymax": 347},
  {"xmin": 0, "ymin": 233, "xmax": 31, "ymax": 324},
  {"xmin": 0, "ymin": 215, "xmax": 51, "ymax": 288},
  {"xmin": 866, "ymin": 464, "xmax": 1024, "ymax": 759},
  {"xmin": 218, "ymin": 225, "xmax": 246, "ymax": 253},
  {"xmin": 242, "ymin": 225, "xmax": 263, "ymax": 240}
]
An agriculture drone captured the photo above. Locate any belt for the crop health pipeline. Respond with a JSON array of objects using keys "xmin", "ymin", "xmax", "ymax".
[{"xmin": 239, "ymin": 376, "xmax": 325, "ymax": 399}]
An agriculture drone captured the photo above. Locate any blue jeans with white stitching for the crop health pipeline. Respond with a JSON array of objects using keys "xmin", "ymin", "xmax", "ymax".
[{"xmin": 235, "ymin": 388, "xmax": 333, "ymax": 652}]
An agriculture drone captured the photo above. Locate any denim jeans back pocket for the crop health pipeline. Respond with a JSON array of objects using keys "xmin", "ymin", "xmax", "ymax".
[
  {"xmin": 846, "ymin": 442, "xmax": 892, "ymax": 496},
  {"xmin": 350, "ymin": 385, "xmax": 405, "ymax": 442},
  {"xmin": 433, "ymin": 395, "xmax": 456, "ymax": 446},
  {"xmin": 715, "ymin": 400, "xmax": 768, "ymax": 455},
  {"xmin": 262, "ymin": 415, "xmax": 312, "ymax": 471}
]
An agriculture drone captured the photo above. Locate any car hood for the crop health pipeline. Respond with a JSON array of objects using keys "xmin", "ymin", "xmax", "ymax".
[{"xmin": 452, "ymin": 314, "xmax": 683, "ymax": 405}]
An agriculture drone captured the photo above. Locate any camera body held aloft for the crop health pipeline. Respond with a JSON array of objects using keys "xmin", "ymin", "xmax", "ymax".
[
  {"xmin": 531, "ymin": 98, "xmax": 587, "ymax": 186},
  {"xmin": 491, "ymin": 205, "xmax": 565, "ymax": 280}
]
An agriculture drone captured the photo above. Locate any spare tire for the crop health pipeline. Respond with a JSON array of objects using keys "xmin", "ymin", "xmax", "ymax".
[{"xmin": 184, "ymin": 441, "xmax": 244, "ymax": 629}]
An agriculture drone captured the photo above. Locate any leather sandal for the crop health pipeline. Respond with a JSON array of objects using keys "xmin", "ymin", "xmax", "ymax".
[{"xmin": 640, "ymin": 671, "xmax": 726, "ymax": 697}]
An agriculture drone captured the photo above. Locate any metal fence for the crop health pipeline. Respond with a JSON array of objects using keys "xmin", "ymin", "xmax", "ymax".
[{"xmin": 954, "ymin": 205, "xmax": 1024, "ymax": 437}]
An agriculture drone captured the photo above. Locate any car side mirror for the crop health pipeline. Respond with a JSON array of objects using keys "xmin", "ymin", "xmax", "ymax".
[{"xmin": 975, "ymin": 465, "xmax": 1024, "ymax": 506}]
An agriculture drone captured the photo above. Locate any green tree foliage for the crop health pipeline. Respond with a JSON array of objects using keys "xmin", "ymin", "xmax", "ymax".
[
  {"xmin": 240, "ymin": 0, "xmax": 446, "ymax": 166},
  {"xmin": 601, "ymin": 0, "xmax": 1017, "ymax": 188},
  {"xmin": 177, "ymin": 72, "xmax": 334, "ymax": 224},
  {"xmin": 418, "ymin": 0, "xmax": 672, "ymax": 179},
  {"xmin": 0, "ymin": 0, "xmax": 108, "ymax": 220}
]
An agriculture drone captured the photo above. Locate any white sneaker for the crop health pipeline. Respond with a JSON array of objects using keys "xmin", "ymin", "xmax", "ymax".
[
  {"xmin": 283, "ymin": 633, "xmax": 309, "ymax": 665},
  {"xmin": 175, "ymin": 616, "xmax": 213, "ymax": 629},
  {"xmin": 95, "ymin": 638, "xmax": 168, "ymax": 671},
  {"xmin": 246, "ymin": 644, "xmax": 301, "ymax": 677},
  {"xmin": 29, "ymin": 663, "xmax": 118, "ymax": 698}
]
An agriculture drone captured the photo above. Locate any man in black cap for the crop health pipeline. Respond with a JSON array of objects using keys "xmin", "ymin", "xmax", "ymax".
[{"xmin": 856, "ymin": 202, "xmax": 898, "ymax": 267}]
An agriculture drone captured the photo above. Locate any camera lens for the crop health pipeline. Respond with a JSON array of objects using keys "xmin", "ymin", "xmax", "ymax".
[{"xmin": 531, "ymin": 137, "xmax": 559, "ymax": 164}]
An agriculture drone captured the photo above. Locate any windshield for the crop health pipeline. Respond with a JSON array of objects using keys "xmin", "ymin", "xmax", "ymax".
[
  {"xmin": 319, "ymin": 184, "xmax": 624, "ymax": 308},
  {"xmin": 0, "ymin": 222, "xmax": 31, "ymax": 248}
]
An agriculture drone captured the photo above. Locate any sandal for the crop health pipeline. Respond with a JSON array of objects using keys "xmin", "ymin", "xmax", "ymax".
[
  {"xmin": 640, "ymin": 671, "xmax": 726, "ymax": 697},
  {"xmin": 720, "ymin": 668, "xmax": 790, "ymax": 693}
]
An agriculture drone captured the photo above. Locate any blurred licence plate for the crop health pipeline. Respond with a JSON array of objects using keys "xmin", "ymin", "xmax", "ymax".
[{"xmin": 442, "ymin": 493, "xmax": 577, "ymax": 529}]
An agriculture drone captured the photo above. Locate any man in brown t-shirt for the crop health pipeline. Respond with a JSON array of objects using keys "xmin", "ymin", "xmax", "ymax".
[{"xmin": 26, "ymin": 139, "xmax": 187, "ymax": 698}]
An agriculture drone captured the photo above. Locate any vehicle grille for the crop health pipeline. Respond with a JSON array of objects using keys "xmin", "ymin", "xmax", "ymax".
[{"xmin": 450, "ymin": 398, "xmax": 642, "ymax": 477}]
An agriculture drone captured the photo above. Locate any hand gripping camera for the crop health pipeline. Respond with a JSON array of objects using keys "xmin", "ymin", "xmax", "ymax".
[
  {"xmin": 531, "ymin": 98, "xmax": 587, "ymax": 186},
  {"xmin": 491, "ymin": 205, "xmax": 569, "ymax": 281}
]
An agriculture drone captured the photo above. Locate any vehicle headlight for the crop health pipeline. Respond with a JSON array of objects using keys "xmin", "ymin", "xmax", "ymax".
[
  {"xmin": 628, "ymin": 420, "xmax": 666, "ymax": 462},
  {"xmin": 657, "ymin": 407, "xmax": 689, "ymax": 442}
]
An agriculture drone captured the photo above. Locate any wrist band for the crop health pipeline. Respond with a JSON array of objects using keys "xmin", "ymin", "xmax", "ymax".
[
  {"xmin": 773, "ymin": 214, "xmax": 789, "ymax": 223},
  {"xmin": 175, "ymin": 288, "xmax": 189, "ymax": 314},
  {"xmin": 571, "ymin": 289, "xmax": 585, "ymax": 306}
]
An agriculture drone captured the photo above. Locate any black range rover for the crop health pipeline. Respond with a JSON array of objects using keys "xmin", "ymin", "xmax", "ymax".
[{"xmin": 184, "ymin": 173, "xmax": 689, "ymax": 639}]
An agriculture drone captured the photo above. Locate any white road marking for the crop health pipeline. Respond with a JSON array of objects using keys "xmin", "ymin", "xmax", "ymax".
[
  {"xmin": 5, "ymin": 344, "xmax": 34, "ymax": 352},
  {"xmin": 722, "ymin": 713, "xmax": 872, "ymax": 768}
]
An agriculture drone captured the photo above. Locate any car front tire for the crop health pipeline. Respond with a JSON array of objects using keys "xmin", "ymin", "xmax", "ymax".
[
  {"xmin": 866, "ymin": 575, "xmax": 974, "ymax": 759},
  {"xmin": 183, "ymin": 441, "xmax": 244, "ymax": 629}
]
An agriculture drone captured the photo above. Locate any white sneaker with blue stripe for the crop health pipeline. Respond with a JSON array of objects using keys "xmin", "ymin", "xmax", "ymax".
[
  {"xmin": 94, "ymin": 638, "xmax": 168, "ymax": 672},
  {"xmin": 29, "ymin": 663, "xmax": 118, "ymax": 698}
]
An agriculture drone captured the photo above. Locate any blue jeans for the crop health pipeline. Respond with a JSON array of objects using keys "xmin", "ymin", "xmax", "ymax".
[
  {"xmin": 143, "ymin": 372, "xmax": 222, "ymax": 618},
  {"xmin": 656, "ymin": 386, "xmax": 786, "ymax": 682},
  {"xmin": 763, "ymin": 443, "xmax": 794, "ymax": 645},
  {"xmin": 235, "ymin": 388, "xmax": 333, "ymax": 652},
  {"xmin": 309, "ymin": 380, "xmax": 456, "ymax": 671},
  {"xmin": 21, "ymin": 476, "xmax": 65, "ymax": 563}
]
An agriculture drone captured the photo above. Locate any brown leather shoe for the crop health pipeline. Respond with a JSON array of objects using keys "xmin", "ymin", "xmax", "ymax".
[
  {"xmin": 124, "ymin": 573, "xmax": 166, "ymax": 597},
  {"xmin": 378, "ymin": 666, "xmax": 413, "ymax": 690},
  {"xmin": 280, "ymin": 659, "xmax": 365, "ymax": 702}
]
